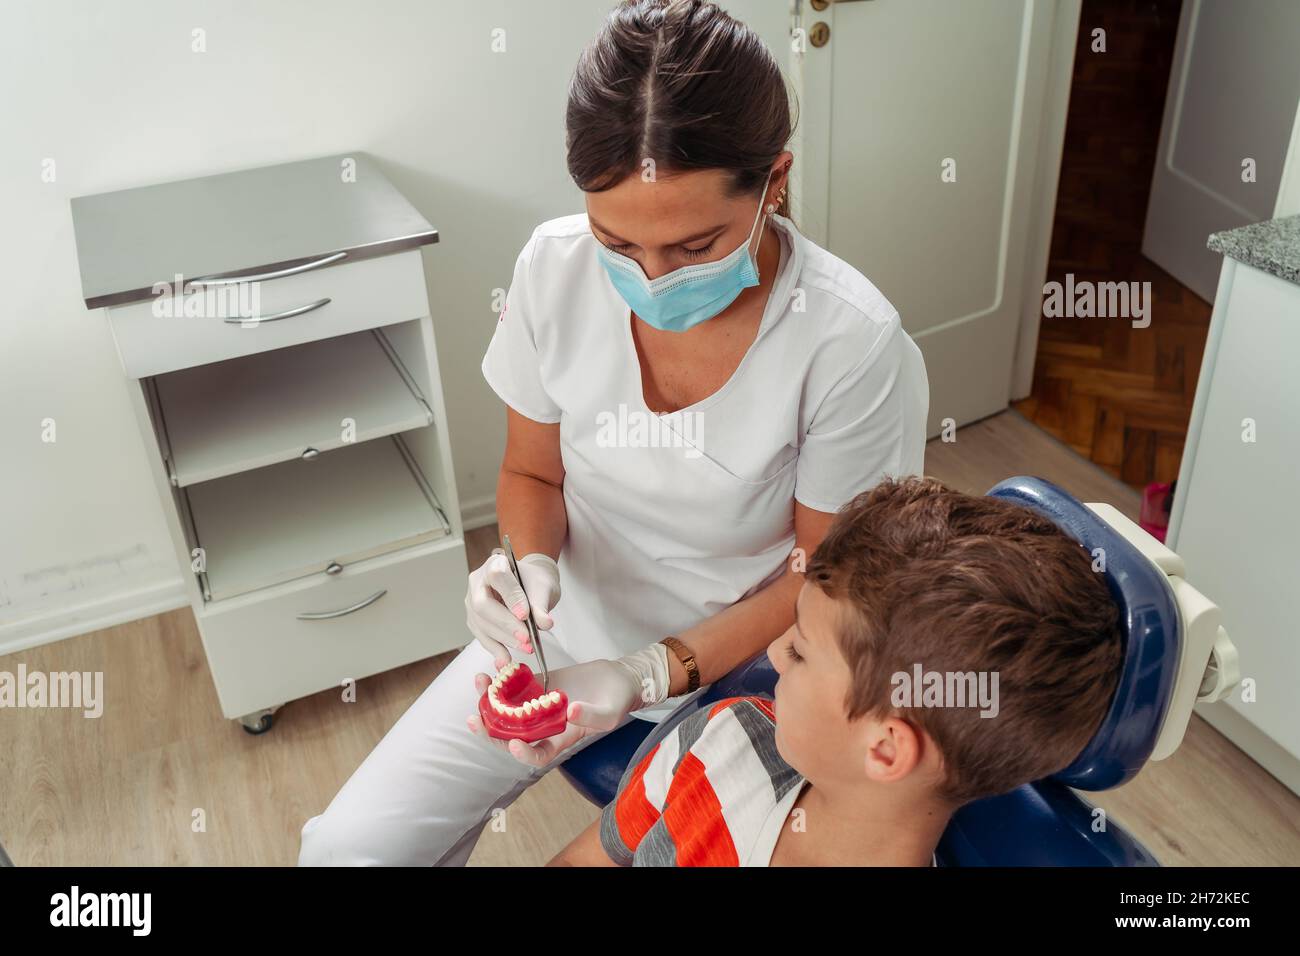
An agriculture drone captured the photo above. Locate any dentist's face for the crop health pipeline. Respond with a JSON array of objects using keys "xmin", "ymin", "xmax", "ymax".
[{"xmin": 585, "ymin": 158, "xmax": 788, "ymax": 281}]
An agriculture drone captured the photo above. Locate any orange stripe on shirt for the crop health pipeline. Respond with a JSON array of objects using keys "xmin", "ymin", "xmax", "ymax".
[
  {"xmin": 662, "ymin": 751, "xmax": 739, "ymax": 866},
  {"xmin": 614, "ymin": 745, "xmax": 664, "ymax": 852}
]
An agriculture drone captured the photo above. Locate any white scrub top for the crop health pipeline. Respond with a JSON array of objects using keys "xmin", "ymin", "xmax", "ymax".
[{"xmin": 482, "ymin": 212, "xmax": 928, "ymax": 721}]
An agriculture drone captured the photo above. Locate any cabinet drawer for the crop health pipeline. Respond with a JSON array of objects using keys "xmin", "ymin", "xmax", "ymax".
[
  {"xmin": 198, "ymin": 539, "xmax": 469, "ymax": 719},
  {"xmin": 106, "ymin": 249, "xmax": 430, "ymax": 377}
]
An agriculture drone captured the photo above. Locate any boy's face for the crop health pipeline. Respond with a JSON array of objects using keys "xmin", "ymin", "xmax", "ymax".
[
  {"xmin": 767, "ymin": 582, "xmax": 858, "ymax": 782},
  {"xmin": 767, "ymin": 581, "xmax": 929, "ymax": 789}
]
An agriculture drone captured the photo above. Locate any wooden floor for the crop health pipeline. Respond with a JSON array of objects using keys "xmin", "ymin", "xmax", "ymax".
[
  {"xmin": 2, "ymin": 411, "xmax": 1296, "ymax": 866},
  {"xmin": 1014, "ymin": 0, "xmax": 1213, "ymax": 489}
]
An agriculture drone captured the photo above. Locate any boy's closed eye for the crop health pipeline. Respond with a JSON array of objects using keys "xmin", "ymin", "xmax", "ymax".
[{"xmin": 789, "ymin": 593, "xmax": 814, "ymax": 662}]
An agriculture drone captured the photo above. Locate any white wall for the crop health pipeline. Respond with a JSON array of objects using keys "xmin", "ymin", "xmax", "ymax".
[
  {"xmin": 1275, "ymin": 97, "xmax": 1300, "ymax": 217},
  {"xmin": 0, "ymin": 0, "xmax": 790, "ymax": 650}
]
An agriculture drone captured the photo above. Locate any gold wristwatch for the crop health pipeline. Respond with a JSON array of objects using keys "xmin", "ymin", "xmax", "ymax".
[{"xmin": 660, "ymin": 636, "xmax": 700, "ymax": 694}]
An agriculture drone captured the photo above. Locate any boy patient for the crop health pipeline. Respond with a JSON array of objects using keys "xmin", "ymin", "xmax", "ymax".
[{"xmin": 549, "ymin": 476, "xmax": 1123, "ymax": 866}]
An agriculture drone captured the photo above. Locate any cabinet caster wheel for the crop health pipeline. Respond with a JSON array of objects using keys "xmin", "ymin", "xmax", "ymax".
[
  {"xmin": 238, "ymin": 706, "xmax": 281, "ymax": 735},
  {"xmin": 241, "ymin": 714, "xmax": 273, "ymax": 735}
]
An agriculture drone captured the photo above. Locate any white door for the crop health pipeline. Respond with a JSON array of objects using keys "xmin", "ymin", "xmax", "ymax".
[
  {"xmin": 791, "ymin": 0, "xmax": 1077, "ymax": 434},
  {"xmin": 1142, "ymin": 0, "xmax": 1300, "ymax": 304}
]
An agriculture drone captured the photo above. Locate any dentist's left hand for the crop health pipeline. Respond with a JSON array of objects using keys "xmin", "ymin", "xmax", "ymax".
[{"xmin": 466, "ymin": 644, "xmax": 672, "ymax": 767}]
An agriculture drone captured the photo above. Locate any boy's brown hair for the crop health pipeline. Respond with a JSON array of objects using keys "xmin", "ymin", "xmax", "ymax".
[{"xmin": 804, "ymin": 476, "xmax": 1124, "ymax": 805}]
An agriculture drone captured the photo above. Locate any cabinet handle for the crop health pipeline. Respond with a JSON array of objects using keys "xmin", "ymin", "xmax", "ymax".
[
  {"xmin": 190, "ymin": 251, "xmax": 348, "ymax": 286},
  {"xmin": 223, "ymin": 297, "xmax": 331, "ymax": 325},
  {"xmin": 296, "ymin": 589, "xmax": 387, "ymax": 621},
  {"xmin": 302, "ymin": 447, "xmax": 321, "ymax": 460}
]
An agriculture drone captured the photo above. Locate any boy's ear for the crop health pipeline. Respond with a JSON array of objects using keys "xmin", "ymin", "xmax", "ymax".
[{"xmin": 862, "ymin": 715, "xmax": 924, "ymax": 784}]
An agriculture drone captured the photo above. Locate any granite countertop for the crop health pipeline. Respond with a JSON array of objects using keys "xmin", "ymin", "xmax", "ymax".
[{"xmin": 1207, "ymin": 214, "xmax": 1300, "ymax": 285}]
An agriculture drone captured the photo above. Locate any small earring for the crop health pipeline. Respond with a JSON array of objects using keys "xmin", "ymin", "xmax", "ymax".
[{"xmin": 766, "ymin": 203, "xmax": 776, "ymax": 214}]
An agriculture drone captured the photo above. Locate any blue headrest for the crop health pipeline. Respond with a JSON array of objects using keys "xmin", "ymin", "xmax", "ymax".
[{"xmin": 986, "ymin": 476, "xmax": 1178, "ymax": 789}]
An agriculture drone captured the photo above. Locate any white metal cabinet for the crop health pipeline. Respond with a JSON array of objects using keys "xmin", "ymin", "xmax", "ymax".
[
  {"xmin": 71, "ymin": 154, "xmax": 471, "ymax": 731},
  {"xmin": 1169, "ymin": 222, "xmax": 1300, "ymax": 795}
]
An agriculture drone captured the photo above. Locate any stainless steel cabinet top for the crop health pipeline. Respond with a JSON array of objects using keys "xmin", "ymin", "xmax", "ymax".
[{"xmin": 71, "ymin": 153, "xmax": 438, "ymax": 309}]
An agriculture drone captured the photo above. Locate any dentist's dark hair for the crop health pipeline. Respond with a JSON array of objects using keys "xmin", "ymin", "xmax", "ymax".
[{"xmin": 566, "ymin": 0, "xmax": 797, "ymax": 218}]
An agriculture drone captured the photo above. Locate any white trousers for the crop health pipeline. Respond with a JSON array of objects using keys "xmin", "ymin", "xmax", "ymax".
[{"xmin": 297, "ymin": 636, "xmax": 639, "ymax": 866}]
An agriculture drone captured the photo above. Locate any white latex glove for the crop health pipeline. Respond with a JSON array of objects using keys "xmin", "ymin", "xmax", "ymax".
[
  {"xmin": 466, "ymin": 644, "xmax": 672, "ymax": 767},
  {"xmin": 464, "ymin": 551, "xmax": 560, "ymax": 670}
]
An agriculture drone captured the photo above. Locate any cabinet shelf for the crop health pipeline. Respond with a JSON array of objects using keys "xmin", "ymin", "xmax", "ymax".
[
  {"xmin": 183, "ymin": 434, "xmax": 449, "ymax": 602},
  {"xmin": 152, "ymin": 327, "xmax": 433, "ymax": 487}
]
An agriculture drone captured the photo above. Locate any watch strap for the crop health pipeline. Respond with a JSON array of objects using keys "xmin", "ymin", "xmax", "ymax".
[{"xmin": 660, "ymin": 636, "xmax": 700, "ymax": 694}]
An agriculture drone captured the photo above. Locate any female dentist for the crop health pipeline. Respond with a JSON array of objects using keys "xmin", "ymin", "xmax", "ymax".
[{"xmin": 298, "ymin": 0, "xmax": 927, "ymax": 866}]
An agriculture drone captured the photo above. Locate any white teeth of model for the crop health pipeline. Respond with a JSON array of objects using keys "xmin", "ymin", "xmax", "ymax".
[
  {"xmin": 492, "ymin": 677, "xmax": 502, "ymax": 689},
  {"xmin": 522, "ymin": 701, "xmax": 533, "ymax": 715},
  {"xmin": 548, "ymin": 691, "xmax": 561, "ymax": 705}
]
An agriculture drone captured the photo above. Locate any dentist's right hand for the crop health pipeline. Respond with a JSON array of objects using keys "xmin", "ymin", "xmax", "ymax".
[{"xmin": 464, "ymin": 550, "xmax": 561, "ymax": 671}]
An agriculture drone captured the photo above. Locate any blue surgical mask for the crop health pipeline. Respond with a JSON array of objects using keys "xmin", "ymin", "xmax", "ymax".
[{"xmin": 597, "ymin": 185, "xmax": 771, "ymax": 333}]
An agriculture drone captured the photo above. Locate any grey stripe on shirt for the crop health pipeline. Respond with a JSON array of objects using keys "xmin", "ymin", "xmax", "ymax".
[{"xmin": 727, "ymin": 699, "xmax": 802, "ymax": 801}]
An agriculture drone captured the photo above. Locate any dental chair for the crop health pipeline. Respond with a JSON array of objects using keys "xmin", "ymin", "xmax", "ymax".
[{"xmin": 559, "ymin": 476, "xmax": 1240, "ymax": 866}]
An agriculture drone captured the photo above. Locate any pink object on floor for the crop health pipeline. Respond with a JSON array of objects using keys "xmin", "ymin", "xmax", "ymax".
[{"xmin": 1139, "ymin": 481, "xmax": 1174, "ymax": 543}]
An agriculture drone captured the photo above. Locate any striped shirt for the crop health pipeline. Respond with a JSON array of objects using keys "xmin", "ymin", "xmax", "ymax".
[
  {"xmin": 600, "ymin": 695, "xmax": 939, "ymax": 867},
  {"xmin": 600, "ymin": 696, "xmax": 803, "ymax": 866}
]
